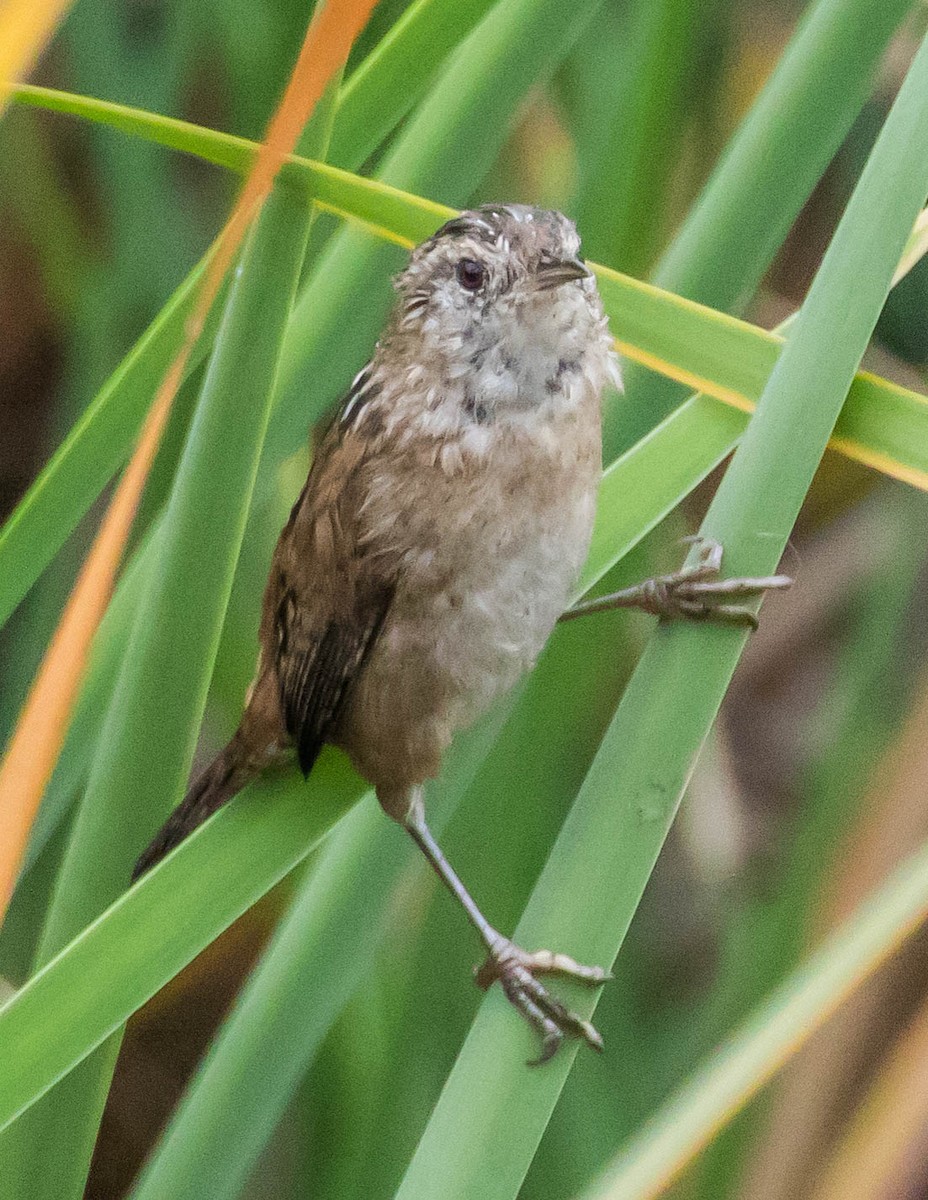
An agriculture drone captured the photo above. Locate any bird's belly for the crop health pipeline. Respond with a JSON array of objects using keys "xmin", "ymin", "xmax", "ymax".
[{"xmin": 335, "ymin": 472, "xmax": 597, "ymax": 799}]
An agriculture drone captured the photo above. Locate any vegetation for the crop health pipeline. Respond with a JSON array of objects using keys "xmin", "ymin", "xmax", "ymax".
[{"xmin": 1, "ymin": 1, "xmax": 927, "ymax": 1198}]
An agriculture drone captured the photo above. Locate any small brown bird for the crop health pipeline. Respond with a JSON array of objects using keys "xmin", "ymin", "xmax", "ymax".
[{"xmin": 135, "ymin": 205, "xmax": 787, "ymax": 1062}]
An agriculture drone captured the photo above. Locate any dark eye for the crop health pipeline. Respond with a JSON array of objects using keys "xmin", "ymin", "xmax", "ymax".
[{"xmin": 456, "ymin": 258, "xmax": 486, "ymax": 291}]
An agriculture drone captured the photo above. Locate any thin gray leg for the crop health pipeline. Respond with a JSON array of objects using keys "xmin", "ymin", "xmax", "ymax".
[{"xmin": 403, "ymin": 799, "xmax": 609, "ymax": 1065}]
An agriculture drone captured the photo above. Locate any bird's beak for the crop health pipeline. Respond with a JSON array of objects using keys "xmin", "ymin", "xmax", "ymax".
[{"xmin": 535, "ymin": 256, "xmax": 593, "ymax": 290}]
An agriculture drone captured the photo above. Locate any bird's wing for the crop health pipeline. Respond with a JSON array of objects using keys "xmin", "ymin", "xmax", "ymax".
[
  {"xmin": 274, "ymin": 586, "xmax": 390, "ymax": 776},
  {"xmin": 264, "ymin": 413, "xmax": 395, "ymax": 777}
]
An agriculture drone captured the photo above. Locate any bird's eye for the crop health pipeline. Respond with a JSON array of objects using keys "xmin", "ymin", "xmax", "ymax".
[{"xmin": 456, "ymin": 258, "xmax": 486, "ymax": 291}]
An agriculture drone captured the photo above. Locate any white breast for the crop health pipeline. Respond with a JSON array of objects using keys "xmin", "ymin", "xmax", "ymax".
[
  {"xmin": 336, "ymin": 392, "xmax": 602, "ymax": 800},
  {"xmin": 335, "ymin": 272, "xmax": 618, "ymax": 803}
]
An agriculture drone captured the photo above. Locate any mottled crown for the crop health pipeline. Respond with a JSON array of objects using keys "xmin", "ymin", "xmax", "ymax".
[
  {"xmin": 396, "ymin": 204, "xmax": 585, "ymax": 306},
  {"xmin": 424, "ymin": 204, "xmax": 581, "ymax": 264}
]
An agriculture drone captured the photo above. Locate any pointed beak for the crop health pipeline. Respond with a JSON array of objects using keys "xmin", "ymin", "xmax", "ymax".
[{"xmin": 535, "ymin": 256, "xmax": 593, "ymax": 290}]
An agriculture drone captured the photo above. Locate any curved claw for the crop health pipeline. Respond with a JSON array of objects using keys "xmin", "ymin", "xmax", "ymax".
[
  {"xmin": 530, "ymin": 1028, "xmax": 564, "ymax": 1067},
  {"xmin": 476, "ymin": 938, "xmax": 609, "ymax": 1065},
  {"xmin": 681, "ymin": 534, "xmax": 724, "ymax": 578}
]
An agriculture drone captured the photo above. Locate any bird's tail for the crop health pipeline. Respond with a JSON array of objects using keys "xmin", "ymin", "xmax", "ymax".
[{"xmin": 132, "ymin": 733, "xmax": 255, "ymax": 882}]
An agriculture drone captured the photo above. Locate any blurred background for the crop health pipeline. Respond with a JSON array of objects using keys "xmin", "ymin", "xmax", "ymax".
[{"xmin": 2, "ymin": 1, "xmax": 928, "ymax": 1197}]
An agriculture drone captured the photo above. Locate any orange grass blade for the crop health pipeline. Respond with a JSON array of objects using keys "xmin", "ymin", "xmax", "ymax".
[
  {"xmin": 190, "ymin": 0, "xmax": 381, "ymax": 349},
  {"xmin": 0, "ymin": 0, "xmax": 379, "ymax": 923},
  {"xmin": 0, "ymin": 364, "xmax": 179, "ymax": 919},
  {"xmin": 0, "ymin": 0, "xmax": 73, "ymax": 117}
]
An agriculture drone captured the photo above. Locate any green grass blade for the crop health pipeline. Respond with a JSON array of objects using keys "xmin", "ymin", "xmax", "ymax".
[
  {"xmin": 391, "ymin": 30, "xmax": 928, "ymax": 1200},
  {"xmin": 0, "ymin": 763, "xmax": 362, "ymax": 1137},
  {"xmin": 0, "ymin": 0, "xmax": 497, "ymax": 633},
  {"xmin": 4, "ymin": 62, "xmax": 928, "ymax": 639},
  {"xmin": 0, "ymin": 373, "xmax": 737, "ymax": 1138},
  {"xmin": 128, "ymin": 799, "xmax": 412, "ymax": 1200},
  {"xmin": 34, "ymin": 182, "xmax": 309, "ymax": 956},
  {"xmin": 573, "ymin": 0, "xmax": 719, "ymax": 278},
  {"xmin": 0, "ymin": 256, "xmax": 222, "ymax": 630},
  {"xmin": 686, "ymin": 485, "xmax": 928, "ymax": 1198},
  {"xmin": 653, "ymin": 0, "xmax": 913, "ymax": 313},
  {"xmin": 329, "ymin": 0, "xmax": 498, "ymax": 168},
  {"xmin": 0, "ymin": 0, "xmax": 603, "ymax": 633},
  {"xmin": 0, "ymin": 107, "xmax": 93, "ymax": 324},
  {"xmin": 10, "ymin": 83, "xmax": 928, "ymax": 490},
  {"xmin": 126, "ymin": 707, "xmax": 510, "ymax": 1200},
  {"xmin": 0, "ymin": 182, "xmax": 312, "ymax": 1200},
  {"xmin": 615, "ymin": 0, "xmax": 914, "ymax": 449},
  {"xmin": 580, "ymin": 835, "xmax": 928, "ymax": 1200},
  {"xmin": 19, "ymin": 527, "xmax": 163, "ymax": 876}
]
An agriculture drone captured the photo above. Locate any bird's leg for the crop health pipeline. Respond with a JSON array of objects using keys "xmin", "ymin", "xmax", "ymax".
[
  {"xmin": 402, "ymin": 797, "xmax": 609, "ymax": 1065},
  {"xmin": 560, "ymin": 538, "xmax": 792, "ymax": 630}
]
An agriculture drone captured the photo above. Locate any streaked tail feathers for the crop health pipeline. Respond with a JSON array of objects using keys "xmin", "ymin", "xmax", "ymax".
[{"xmin": 131, "ymin": 738, "xmax": 254, "ymax": 882}]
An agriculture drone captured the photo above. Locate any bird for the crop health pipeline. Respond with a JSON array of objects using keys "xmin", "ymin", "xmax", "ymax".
[{"xmin": 134, "ymin": 204, "xmax": 787, "ymax": 1062}]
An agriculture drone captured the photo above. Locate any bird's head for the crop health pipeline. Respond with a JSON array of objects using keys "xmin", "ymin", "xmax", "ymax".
[
  {"xmin": 390, "ymin": 205, "xmax": 617, "ymax": 417},
  {"xmin": 396, "ymin": 204, "xmax": 591, "ymax": 329}
]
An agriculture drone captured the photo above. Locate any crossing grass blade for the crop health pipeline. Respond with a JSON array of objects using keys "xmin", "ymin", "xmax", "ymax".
[
  {"xmin": 0, "ymin": 760, "xmax": 362, "ymax": 1136},
  {"xmin": 390, "ymin": 28, "xmax": 928, "ymax": 1200},
  {"xmin": 0, "ymin": 180, "xmax": 314, "ymax": 1200},
  {"xmin": 579, "ymin": 833, "xmax": 928, "ymax": 1200},
  {"xmin": 0, "ymin": 254, "xmax": 222, "ymax": 631},
  {"xmin": 0, "ymin": 359, "xmax": 751, "ymax": 1139},
  {"xmin": 612, "ymin": 0, "xmax": 914, "ymax": 451},
  {"xmin": 4, "ymin": 84, "xmax": 928, "ymax": 646},
  {"xmin": 0, "ymin": 0, "xmax": 493, "ymax": 633},
  {"xmin": 329, "ymin": 0, "xmax": 499, "ymax": 168},
  {"xmin": 0, "ymin": 0, "xmax": 605, "ymax": 631}
]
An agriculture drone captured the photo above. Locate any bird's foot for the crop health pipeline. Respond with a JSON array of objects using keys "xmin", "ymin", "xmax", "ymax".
[
  {"xmin": 475, "ymin": 936, "xmax": 610, "ymax": 1065},
  {"xmin": 644, "ymin": 537, "xmax": 792, "ymax": 628},
  {"xmin": 561, "ymin": 538, "xmax": 792, "ymax": 630}
]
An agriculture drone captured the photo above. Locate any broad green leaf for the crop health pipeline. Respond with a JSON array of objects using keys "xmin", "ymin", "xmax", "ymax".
[
  {"xmin": 12, "ymin": 87, "xmax": 928, "ymax": 494},
  {"xmin": 127, "ymin": 711, "xmax": 512, "ymax": 1200},
  {"xmin": 593, "ymin": 268, "xmax": 928, "ymax": 491},
  {"xmin": 0, "ymin": 762, "xmax": 361, "ymax": 1136},
  {"xmin": 392, "ymin": 29, "xmax": 928, "ymax": 1200}
]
